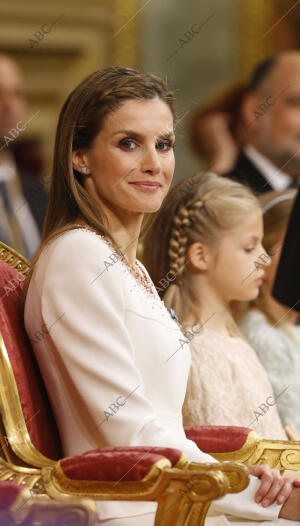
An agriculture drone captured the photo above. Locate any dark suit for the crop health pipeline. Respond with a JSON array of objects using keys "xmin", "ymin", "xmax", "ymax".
[
  {"xmin": 19, "ymin": 169, "xmax": 48, "ymax": 235},
  {"xmin": 224, "ymin": 151, "xmax": 274, "ymax": 194},
  {"xmin": 273, "ymin": 188, "xmax": 300, "ymax": 312}
]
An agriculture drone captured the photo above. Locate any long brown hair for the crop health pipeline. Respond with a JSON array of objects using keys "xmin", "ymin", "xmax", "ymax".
[
  {"xmin": 254, "ymin": 189, "xmax": 297, "ymax": 328},
  {"xmin": 22, "ymin": 66, "xmax": 176, "ymax": 306},
  {"xmin": 142, "ymin": 172, "xmax": 259, "ymax": 333}
]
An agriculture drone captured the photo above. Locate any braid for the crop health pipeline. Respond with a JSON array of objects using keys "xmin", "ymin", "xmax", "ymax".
[{"xmin": 168, "ymin": 197, "xmax": 205, "ymax": 283}]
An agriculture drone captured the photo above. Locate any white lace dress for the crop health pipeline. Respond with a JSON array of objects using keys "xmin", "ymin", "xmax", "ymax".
[{"xmin": 182, "ymin": 327, "xmax": 286, "ymax": 440}]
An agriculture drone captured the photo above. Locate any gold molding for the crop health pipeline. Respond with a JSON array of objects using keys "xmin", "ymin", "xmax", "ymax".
[
  {"xmin": 0, "ymin": 332, "xmax": 55, "ymax": 468},
  {"xmin": 174, "ymin": 452, "xmax": 189, "ymax": 470},
  {"xmin": 189, "ymin": 461, "xmax": 249, "ymax": 495},
  {"xmin": 0, "ymin": 241, "xmax": 30, "ymax": 277},
  {"xmin": 0, "ymin": 456, "xmax": 43, "ymax": 490},
  {"xmin": 112, "ymin": 0, "xmax": 141, "ymax": 68},
  {"xmin": 211, "ymin": 432, "xmax": 300, "ymax": 473},
  {"xmin": 238, "ymin": 0, "xmax": 273, "ymax": 79},
  {"xmin": 210, "ymin": 431, "xmax": 260, "ymax": 463}
]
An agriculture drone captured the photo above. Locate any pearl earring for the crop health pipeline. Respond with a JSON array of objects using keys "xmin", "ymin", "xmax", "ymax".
[{"xmin": 82, "ymin": 167, "xmax": 88, "ymax": 174}]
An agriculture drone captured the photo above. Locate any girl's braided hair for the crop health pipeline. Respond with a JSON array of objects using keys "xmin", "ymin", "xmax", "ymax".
[{"xmin": 167, "ymin": 196, "xmax": 205, "ymax": 284}]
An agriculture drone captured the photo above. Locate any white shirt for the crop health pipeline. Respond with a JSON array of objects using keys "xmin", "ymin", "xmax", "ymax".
[
  {"xmin": 24, "ymin": 228, "xmax": 281, "ymax": 523},
  {"xmin": 244, "ymin": 145, "xmax": 292, "ymax": 191}
]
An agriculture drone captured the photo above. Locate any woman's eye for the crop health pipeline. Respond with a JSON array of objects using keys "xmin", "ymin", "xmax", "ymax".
[
  {"xmin": 156, "ymin": 140, "xmax": 174, "ymax": 151},
  {"xmin": 245, "ymin": 247, "xmax": 255, "ymax": 253},
  {"xmin": 119, "ymin": 138, "xmax": 137, "ymax": 151}
]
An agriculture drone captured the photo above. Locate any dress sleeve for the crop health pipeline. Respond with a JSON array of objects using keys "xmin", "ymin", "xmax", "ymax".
[
  {"xmin": 39, "ymin": 233, "xmax": 280, "ymax": 521},
  {"xmin": 240, "ymin": 312, "xmax": 295, "ymax": 429}
]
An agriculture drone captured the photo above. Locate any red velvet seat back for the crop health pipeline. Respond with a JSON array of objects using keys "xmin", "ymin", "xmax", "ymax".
[{"xmin": 0, "ymin": 260, "xmax": 62, "ymax": 460}]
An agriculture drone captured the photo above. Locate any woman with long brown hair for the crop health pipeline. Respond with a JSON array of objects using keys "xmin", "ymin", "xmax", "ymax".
[{"xmin": 23, "ymin": 67, "xmax": 299, "ymax": 524}]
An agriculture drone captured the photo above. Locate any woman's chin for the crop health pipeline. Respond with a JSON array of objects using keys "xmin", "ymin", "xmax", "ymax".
[{"xmin": 128, "ymin": 200, "xmax": 164, "ymax": 214}]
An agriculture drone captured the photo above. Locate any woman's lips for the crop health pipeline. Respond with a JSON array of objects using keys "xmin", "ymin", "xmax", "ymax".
[{"xmin": 129, "ymin": 182, "xmax": 161, "ymax": 191}]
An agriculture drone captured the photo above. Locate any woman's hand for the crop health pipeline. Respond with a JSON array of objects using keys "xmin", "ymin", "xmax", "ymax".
[
  {"xmin": 197, "ymin": 112, "xmax": 238, "ymax": 174},
  {"xmin": 248, "ymin": 464, "xmax": 296, "ymax": 506}
]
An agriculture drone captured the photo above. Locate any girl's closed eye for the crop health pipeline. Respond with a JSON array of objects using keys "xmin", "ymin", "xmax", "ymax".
[{"xmin": 244, "ymin": 246, "xmax": 255, "ymax": 253}]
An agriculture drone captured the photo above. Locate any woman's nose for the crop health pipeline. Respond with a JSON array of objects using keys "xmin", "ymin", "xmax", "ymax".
[{"xmin": 141, "ymin": 147, "xmax": 161, "ymax": 174}]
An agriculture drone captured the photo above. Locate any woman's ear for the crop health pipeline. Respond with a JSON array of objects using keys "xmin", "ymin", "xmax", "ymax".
[
  {"xmin": 187, "ymin": 242, "xmax": 209, "ymax": 271},
  {"xmin": 72, "ymin": 149, "xmax": 90, "ymax": 174}
]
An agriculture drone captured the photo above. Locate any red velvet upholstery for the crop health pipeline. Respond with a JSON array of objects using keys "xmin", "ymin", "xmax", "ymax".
[
  {"xmin": 61, "ymin": 446, "xmax": 183, "ymax": 482},
  {"xmin": 0, "ymin": 481, "xmax": 23, "ymax": 510},
  {"xmin": 0, "ymin": 261, "xmax": 62, "ymax": 460},
  {"xmin": 184, "ymin": 426, "xmax": 251, "ymax": 453}
]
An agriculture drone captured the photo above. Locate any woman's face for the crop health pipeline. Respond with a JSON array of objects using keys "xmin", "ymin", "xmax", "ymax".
[{"xmin": 73, "ymin": 97, "xmax": 175, "ymax": 215}]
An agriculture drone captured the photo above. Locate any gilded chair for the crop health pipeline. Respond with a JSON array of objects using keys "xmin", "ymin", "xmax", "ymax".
[{"xmin": 0, "ymin": 240, "xmax": 249, "ymax": 526}]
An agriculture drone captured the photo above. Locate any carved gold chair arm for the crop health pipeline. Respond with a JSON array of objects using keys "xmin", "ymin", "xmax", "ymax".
[
  {"xmin": 209, "ymin": 431, "xmax": 300, "ymax": 472},
  {"xmin": 42, "ymin": 461, "xmax": 249, "ymax": 526},
  {"xmin": 0, "ymin": 454, "xmax": 249, "ymax": 526},
  {"xmin": 188, "ymin": 461, "xmax": 250, "ymax": 494}
]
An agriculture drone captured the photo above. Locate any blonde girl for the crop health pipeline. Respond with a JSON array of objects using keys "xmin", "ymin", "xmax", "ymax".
[{"xmin": 143, "ymin": 172, "xmax": 287, "ymax": 440}]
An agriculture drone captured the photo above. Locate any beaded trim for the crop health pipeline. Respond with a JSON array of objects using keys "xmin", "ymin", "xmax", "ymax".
[{"xmin": 71, "ymin": 224, "xmax": 156, "ymax": 297}]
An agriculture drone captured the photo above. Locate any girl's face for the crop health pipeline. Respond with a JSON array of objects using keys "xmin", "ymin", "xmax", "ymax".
[
  {"xmin": 208, "ymin": 208, "xmax": 270, "ymax": 302},
  {"xmin": 73, "ymin": 97, "xmax": 175, "ymax": 216}
]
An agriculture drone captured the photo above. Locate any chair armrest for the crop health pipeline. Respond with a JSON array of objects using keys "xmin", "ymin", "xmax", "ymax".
[
  {"xmin": 41, "ymin": 447, "xmax": 249, "ymax": 526},
  {"xmin": 184, "ymin": 425, "xmax": 253, "ymax": 453},
  {"xmin": 59, "ymin": 446, "xmax": 179, "ymax": 482},
  {"xmin": 0, "ymin": 444, "xmax": 248, "ymax": 525},
  {"xmin": 184, "ymin": 425, "xmax": 300, "ymax": 472}
]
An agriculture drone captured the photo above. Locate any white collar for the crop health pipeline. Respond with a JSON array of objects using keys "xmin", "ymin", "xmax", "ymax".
[
  {"xmin": 0, "ymin": 159, "xmax": 16, "ymax": 183},
  {"xmin": 244, "ymin": 144, "xmax": 292, "ymax": 191}
]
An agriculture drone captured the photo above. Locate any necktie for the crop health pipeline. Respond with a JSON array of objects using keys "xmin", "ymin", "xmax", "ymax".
[{"xmin": 0, "ymin": 180, "xmax": 27, "ymax": 256}]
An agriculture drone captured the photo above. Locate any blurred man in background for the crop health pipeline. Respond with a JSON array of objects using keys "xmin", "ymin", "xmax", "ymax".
[
  {"xmin": 225, "ymin": 52, "xmax": 300, "ymax": 193},
  {"xmin": 0, "ymin": 54, "xmax": 48, "ymax": 260},
  {"xmin": 190, "ymin": 52, "xmax": 300, "ymax": 194}
]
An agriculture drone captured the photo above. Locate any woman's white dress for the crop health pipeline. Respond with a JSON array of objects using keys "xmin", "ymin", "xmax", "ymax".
[{"xmin": 24, "ymin": 228, "xmax": 288, "ymax": 525}]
